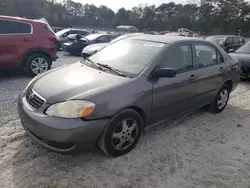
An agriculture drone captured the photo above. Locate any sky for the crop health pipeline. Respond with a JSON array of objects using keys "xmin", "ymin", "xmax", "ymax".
[{"xmin": 72, "ymin": 0, "xmax": 190, "ymax": 12}]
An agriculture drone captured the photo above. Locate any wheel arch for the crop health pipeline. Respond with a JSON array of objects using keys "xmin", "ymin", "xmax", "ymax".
[
  {"xmin": 111, "ymin": 106, "xmax": 147, "ymax": 128},
  {"xmin": 223, "ymin": 80, "xmax": 233, "ymax": 92},
  {"xmin": 21, "ymin": 48, "xmax": 52, "ymax": 68}
]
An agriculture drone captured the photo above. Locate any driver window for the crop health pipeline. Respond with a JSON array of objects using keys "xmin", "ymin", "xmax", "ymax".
[{"xmin": 159, "ymin": 44, "xmax": 193, "ymax": 74}]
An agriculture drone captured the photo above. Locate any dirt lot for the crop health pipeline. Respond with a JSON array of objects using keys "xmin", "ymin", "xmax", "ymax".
[{"xmin": 1, "ymin": 52, "xmax": 250, "ymax": 188}]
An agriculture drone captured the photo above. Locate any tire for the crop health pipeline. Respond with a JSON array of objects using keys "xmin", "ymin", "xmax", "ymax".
[
  {"xmin": 210, "ymin": 84, "xmax": 230, "ymax": 113},
  {"xmin": 98, "ymin": 109, "xmax": 143, "ymax": 157},
  {"xmin": 24, "ymin": 53, "xmax": 51, "ymax": 77}
]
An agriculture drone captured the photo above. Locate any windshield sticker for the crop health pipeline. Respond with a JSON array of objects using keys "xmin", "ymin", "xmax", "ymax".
[{"xmin": 144, "ymin": 42, "xmax": 164, "ymax": 47}]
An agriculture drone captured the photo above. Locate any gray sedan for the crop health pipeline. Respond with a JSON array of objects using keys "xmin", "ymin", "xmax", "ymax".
[{"xmin": 18, "ymin": 35, "xmax": 240, "ymax": 157}]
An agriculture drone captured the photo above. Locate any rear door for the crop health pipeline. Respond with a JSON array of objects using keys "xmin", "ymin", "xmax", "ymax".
[
  {"xmin": 194, "ymin": 43, "xmax": 226, "ymax": 105},
  {"xmin": 0, "ymin": 19, "xmax": 33, "ymax": 68},
  {"xmin": 152, "ymin": 44, "xmax": 199, "ymax": 122}
]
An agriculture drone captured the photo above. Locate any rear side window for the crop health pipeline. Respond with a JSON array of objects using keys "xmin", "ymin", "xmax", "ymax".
[
  {"xmin": 194, "ymin": 44, "xmax": 219, "ymax": 68},
  {"xmin": 0, "ymin": 20, "xmax": 32, "ymax": 34}
]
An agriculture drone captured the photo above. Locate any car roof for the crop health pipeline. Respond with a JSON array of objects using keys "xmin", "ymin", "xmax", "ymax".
[
  {"xmin": 128, "ymin": 35, "xmax": 201, "ymax": 44},
  {"xmin": 0, "ymin": 15, "xmax": 36, "ymax": 23},
  {"xmin": 207, "ymin": 35, "xmax": 243, "ymax": 38}
]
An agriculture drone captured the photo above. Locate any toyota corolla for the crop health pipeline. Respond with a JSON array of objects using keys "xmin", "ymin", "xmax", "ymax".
[{"xmin": 18, "ymin": 35, "xmax": 240, "ymax": 157}]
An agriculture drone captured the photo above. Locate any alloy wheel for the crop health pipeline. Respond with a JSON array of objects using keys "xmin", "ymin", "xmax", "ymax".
[
  {"xmin": 31, "ymin": 57, "xmax": 49, "ymax": 75},
  {"xmin": 111, "ymin": 118, "xmax": 138, "ymax": 151},
  {"xmin": 217, "ymin": 89, "xmax": 229, "ymax": 109}
]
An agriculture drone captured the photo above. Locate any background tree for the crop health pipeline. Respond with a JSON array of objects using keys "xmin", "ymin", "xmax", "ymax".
[{"xmin": 1, "ymin": 0, "xmax": 250, "ymax": 35}]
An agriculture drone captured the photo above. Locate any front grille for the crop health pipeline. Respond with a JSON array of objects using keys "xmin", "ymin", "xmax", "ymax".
[{"xmin": 26, "ymin": 87, "xmax": 45, "ymax": 109}]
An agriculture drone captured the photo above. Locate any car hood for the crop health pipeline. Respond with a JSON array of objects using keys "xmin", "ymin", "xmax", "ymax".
[
  {"xmin": 31, "ymin": 62, "xmax": 130, "ymax": 103},
  {"xmin": 229, "ymin": 52, "xmax": 250, "ymax": 67},
  {"xmin": 82, "ymin": 43, "xmax": 109, "ymax": 53}
]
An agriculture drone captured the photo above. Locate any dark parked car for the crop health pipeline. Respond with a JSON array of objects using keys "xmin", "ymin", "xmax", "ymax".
[
  {"xmin": 229, "ymin": 41, "xmax": 250, "ymax": 78},
  {"xmin": 62, "ymin": 34, "xmax": 116, "ymax": 55},
  {"xmin": 0, "ymin": 16, "xmax": 58, "ymax": 77},
  {"xmin": 18, "ymin": 36, "xmax": 240, "ymax": 156},
  {"xmin": 206, "ymin": 35, "xmax": 245, "ymax": 53},
  {"xmin": 81, "ymin": 33, "xmax": 145, "ymax": 58},
  {"xmin": 55, "ymin": 28, "xmax": 89, "ymax": 50}
]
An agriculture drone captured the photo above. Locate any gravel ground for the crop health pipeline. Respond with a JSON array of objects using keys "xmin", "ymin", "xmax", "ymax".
[{"xmin": 1, "ymin": 52, "xmax": 250, "ymax": 188}]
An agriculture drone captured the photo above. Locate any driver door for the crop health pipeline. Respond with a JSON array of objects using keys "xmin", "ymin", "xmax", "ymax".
[{"xmin": 152, "ymin": 44, "xmax": 199, "ymax": 123}]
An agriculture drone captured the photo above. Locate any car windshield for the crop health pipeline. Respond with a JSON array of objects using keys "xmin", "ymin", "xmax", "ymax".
[
  {"xmin": 206, "ymin": 36, "xmax": 226, "ymax": 45},
  {"xmin": 88, "ymin": 39, "xmax": 165, "ymax": 77},
  {"xmin": 235, "ymin": 41, "xmax": 250, "ymax": 53}
]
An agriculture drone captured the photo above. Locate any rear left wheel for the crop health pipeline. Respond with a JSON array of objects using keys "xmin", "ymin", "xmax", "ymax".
[
  {"xmin": 98, "ymin": 109, "xmax": 143, "ymax": 157},
  {"xmin": 210, "ymin": 84, "xmax": 230, "ymax": 113},
  {"xmin": 25, "ymin": 53, "xmax": 51, "ymax": 77}
]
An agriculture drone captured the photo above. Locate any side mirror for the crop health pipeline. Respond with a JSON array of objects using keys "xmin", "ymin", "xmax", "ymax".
[
  {"xmin": 154, "ymin": 68, "xmax": 177, "ymax": 78},
  {"xmin": 228, "ymin": 48, "xmax": 234, "ymax": 53}
]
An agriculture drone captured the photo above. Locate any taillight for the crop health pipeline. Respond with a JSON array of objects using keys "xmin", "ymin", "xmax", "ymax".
[{"xmin": 47, "ymin": 35, "xmax": 57, "ymax": 40}]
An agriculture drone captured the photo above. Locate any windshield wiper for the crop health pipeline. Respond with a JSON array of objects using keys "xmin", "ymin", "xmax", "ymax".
[
  {"xmin": 96, "ymin": 63, "xmax": 127, "ymax": 77},
  {"xmin": 83, "ymin": 58, "xmax": 105, "ymax": 70}
]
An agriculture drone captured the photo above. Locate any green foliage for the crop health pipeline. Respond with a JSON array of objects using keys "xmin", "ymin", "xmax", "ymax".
[{"xmin": 1, "ymin": 0, "xmax": 250, "ymax": 33}]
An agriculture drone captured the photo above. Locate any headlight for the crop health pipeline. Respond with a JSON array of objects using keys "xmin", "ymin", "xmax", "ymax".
[{"xmin": 46, "ymin": 100, "xmax": 95, "ymax": 118}]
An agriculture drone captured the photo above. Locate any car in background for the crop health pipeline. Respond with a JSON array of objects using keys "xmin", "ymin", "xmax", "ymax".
[
  {"xmin": 81, "ymin": 33, "xmax": 145, "ymax": 58},
  {"xmin": 0, "ymin": 16, "xmax": 58, "ymax": 77},
  {"xmin": 52, "ymin": 27, "xmax": 64, "ymax": 33},
  {"xmin": 81, "ymin": 43, "xmax": 109, "ymax": 58},
  {"xmin": 18, "ymin": 36, "xmax": 240, "ymax": 157},
  {"xmin": 229, "ymin": 41, "xmax": 250, "ymax": 78},
  {"xmin": 165, "ymin": 32, "xmax": 190, "ymax": 37},
  {"xmin": 205, "ymin": 35, "xmax": 245, "ymax": 53},
  {"xmin": 55, "ymin": 28, "xmax": 89, "ymax": 50},
  {"xmin": 62, "ymin": 34, "xmax": 116, "ymax": 55}
]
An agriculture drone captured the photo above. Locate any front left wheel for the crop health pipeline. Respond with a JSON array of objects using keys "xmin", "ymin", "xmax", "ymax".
[{"xmin": 98, "ymin": 109, "xmax": 143, "ymax": 157}]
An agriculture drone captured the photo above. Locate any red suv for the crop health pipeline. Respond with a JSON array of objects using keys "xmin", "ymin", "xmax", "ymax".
[{"xmin": 0, "ymin": 16, "xmax": 58, "ymax": 77}]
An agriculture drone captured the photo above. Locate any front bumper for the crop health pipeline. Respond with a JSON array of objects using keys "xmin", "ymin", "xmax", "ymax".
[{"xmin": 17, "ymin": 93, "xmax": 109, "ymax": 153}]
